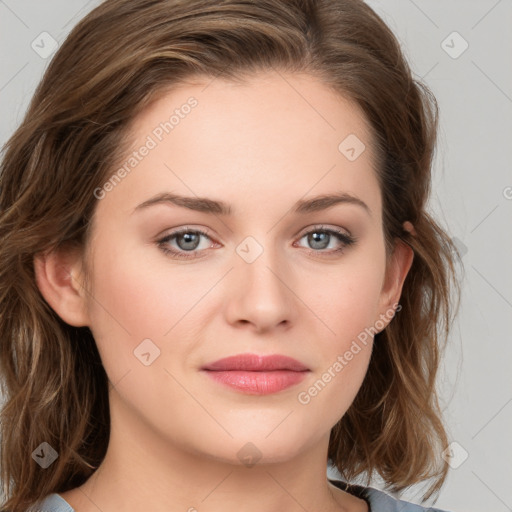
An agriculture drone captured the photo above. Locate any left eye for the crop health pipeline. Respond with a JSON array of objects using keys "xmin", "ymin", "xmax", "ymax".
[
  {"xmin": 157, "ymin": 225, "xmax": 356, "ymax": 260},
  {"xmin": 295, "ymin": 226, "xmax": 355, "ymax": 253}
]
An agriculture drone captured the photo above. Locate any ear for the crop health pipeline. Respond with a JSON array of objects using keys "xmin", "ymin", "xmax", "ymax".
[
  {"xmin": 33, "ymin": 246, "xmax": 90, "ymax": 327},
  {"xmin": 375, "ymin": 221, "xmax": 415, "ymax": 328}
]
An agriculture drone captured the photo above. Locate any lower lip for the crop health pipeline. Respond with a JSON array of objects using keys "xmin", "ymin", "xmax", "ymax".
[{"xmin": 201, "ymin": 370, "xmax": 309, "ymax": 395}]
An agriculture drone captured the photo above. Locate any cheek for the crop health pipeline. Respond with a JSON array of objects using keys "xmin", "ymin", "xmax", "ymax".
[
  {"xmin": 294, "ymin": 266, "xmax": 381, "ymax": 428},
  {"xmin": 83, "ymin": 239, "xmax": 205, "ymax": 380},
  {"xmin": 292, "ymin": 251, "xmax": 385, "ymax": 408},
  {"xmin": 86, "ymin": 232, "xmax": 216, "ymax": 331},
  {"xmin": 299, "ymin": 255, "xmax": 386, "ymax": 343}
]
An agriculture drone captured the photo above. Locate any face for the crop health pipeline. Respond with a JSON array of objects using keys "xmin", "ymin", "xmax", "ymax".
[{"xmin": 72, "ymin": 71, "xmax": 407, "ymax": 465}]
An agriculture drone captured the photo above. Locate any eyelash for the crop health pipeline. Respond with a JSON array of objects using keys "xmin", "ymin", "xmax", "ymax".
[{"xmin": 156, "ymin": 225, "xmax": 357, "ymax": 260}]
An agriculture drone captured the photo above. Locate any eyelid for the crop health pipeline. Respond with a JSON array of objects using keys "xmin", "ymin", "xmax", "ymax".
[
  {"xmin": 157, "ymin": 224, "xmax": 351, "ymax": 244},
  {"xmin": 296, "ymin": 223, "xmax": 352, "ymax": 238},
  {"xmin": 155, "ymin": 225, "xmax": 213, "ymax": 240}
]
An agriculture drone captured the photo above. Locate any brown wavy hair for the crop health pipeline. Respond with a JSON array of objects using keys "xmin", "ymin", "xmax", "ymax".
[{"xmin": 0, "ymin": 0, "xmax": 462, "ymax": 510}]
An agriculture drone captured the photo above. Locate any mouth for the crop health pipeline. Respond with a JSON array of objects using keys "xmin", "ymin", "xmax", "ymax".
[{"xmin": 200, "ymin": 353, "xmax": 310, "ymax": 395}]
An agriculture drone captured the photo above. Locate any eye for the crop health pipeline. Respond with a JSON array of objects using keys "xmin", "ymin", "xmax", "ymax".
[
  {"xmin": 156, "ymin": 224, "xmax": 357, "ymax": 260},
  {"xmin": 157, "ymin": 228, "xmax": 215, "ymax": 260},
  {"xmin": 294, "ymin": 225, "xmax": 357, "ymax": 256}
]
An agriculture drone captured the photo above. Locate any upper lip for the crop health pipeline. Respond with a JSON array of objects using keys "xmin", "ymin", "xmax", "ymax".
[{"xmin": 201, "ymin": 353, "xmax": 310, "ymax": 372}]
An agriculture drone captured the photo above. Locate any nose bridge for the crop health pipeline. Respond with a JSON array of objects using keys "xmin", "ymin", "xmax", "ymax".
[{"xmin": 235, "ymin": 232, "xmax": 286, "ymax": 296}]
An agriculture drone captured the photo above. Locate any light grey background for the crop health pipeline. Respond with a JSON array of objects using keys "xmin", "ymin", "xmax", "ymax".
[{"xmin": 1, "ymin": 1, "xmax": 511, "ymax": 511}]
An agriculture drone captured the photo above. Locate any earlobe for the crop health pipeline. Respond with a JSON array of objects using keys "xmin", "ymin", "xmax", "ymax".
[{"xmin": 33, "ymin": 247, "xmax": 90, "ymax": 327}]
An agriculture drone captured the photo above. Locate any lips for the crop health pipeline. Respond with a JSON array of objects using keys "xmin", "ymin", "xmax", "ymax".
[
  {"xmin": 201, "ymin": 353, "xmax": 309, "ymax": 372},
  {"xmin": 200, "ymin": 353, "xmax": 310, "ymax": 395}
]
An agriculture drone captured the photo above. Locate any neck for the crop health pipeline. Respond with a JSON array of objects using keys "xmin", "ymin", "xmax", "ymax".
[{"xmin": 62, "ymin": 389, "xmax": 365, "ymax": 512}]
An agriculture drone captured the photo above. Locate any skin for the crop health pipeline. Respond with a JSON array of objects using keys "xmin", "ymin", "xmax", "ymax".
[{"xmin": 35, "ymin": 71, "xmax": 414, "ymax": 512}]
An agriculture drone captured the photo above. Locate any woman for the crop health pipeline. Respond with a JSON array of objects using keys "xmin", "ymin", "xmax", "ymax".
[{"xmin": 0, "ymin": 1, "xmax": 462, "ymax": 511}]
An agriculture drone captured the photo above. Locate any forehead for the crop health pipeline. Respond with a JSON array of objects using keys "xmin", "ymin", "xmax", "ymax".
[{"xmin": 95, "ymin": 71, "xmax": 381, "ymax": 222}]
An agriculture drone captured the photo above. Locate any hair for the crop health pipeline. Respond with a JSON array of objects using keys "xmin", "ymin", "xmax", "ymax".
[{"xmin": 0, "ymin": 0, "xmax": 462, "ymax": 510}]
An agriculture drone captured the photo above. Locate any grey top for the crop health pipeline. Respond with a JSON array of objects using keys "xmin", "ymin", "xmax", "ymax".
[
  {"xmin": 26, "ymin": 479, "xmax": 450, "ymax": 512},
  {"xmin": 328, "ymin": 479, "xmax": 450, "ymax": 511}
]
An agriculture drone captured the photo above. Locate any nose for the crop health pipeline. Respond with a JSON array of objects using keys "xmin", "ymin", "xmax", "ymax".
[{"xmin": 223, "ymin": 240, "xmax": 297, "ymax": 334}]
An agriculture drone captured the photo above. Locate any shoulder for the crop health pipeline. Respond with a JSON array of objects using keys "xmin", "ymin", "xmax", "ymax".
[
  {"xmin": 25, "ymin": 493, "xmax": 74, "ymax": 512},
  {"xmin": 364, "ymin": 487, "xmax": 450, "ymax": 512},
  {"xmin": 328, "ymin": 478, "xmax": 451, "ymax": 512}
]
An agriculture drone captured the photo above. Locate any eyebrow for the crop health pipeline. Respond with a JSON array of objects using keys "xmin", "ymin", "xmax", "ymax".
[{"xmin": 132, "ymin": 191, "xmax": 371, "ymax": 217}]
